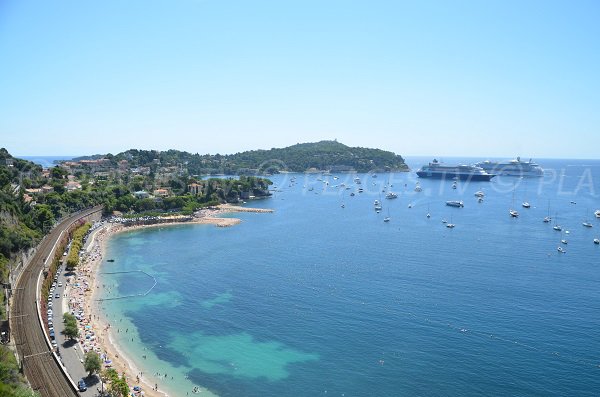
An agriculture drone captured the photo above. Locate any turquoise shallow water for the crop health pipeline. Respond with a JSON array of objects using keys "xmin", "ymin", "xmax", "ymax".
[{"xmin": 100, "ymin": 158, "xmax": 600, "ymax": 397}]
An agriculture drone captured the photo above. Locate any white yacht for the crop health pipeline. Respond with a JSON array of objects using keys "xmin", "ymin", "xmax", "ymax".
[
  {"xmin": 595, "ymin": 210, "xmax": 600, "ymax": 218},
  {"xmin": 522, "ymin": 202, "xmax": 531, "ymax": 209},
  {"xmin": 385, "ymin": 192, "xmax": 398, "ymax": 199},
  {"xmin": 475, "ymin": 157, "xmax": 543, "ymax": 177},
  {"xmin": 509, "ymin": 209, "xmax": 519, "ymax": 218}
]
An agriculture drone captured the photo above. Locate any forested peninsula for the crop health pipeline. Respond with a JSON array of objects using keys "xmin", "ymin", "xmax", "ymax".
[{"xmin": 74, "ymin": 140, "xmax": 409, "ymax": 174}]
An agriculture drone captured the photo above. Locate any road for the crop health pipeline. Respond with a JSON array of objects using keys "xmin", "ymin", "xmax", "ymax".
[
  {"xmin": 11, "ymin": 207, "xmax": 103, "ymax": 397},
  {"xmin": 54, "ymin": 264, "xmax": 102, "ymax": 396}
]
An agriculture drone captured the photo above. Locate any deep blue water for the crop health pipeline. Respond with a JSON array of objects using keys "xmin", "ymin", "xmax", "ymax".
[{"xmin": 100, "ymin": 158, "xmax": 600, "ymax": 397}]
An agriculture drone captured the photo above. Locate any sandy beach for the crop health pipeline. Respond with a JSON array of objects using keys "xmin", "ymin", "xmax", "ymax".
[{"xmin": 68, "ymin": 205, "xmax": 272, "ymax": 397}]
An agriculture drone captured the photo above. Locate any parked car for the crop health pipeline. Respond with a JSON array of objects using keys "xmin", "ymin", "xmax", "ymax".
[{"xmin": 78, "ymin": 379, "xmax": 87, "ymax": 392}]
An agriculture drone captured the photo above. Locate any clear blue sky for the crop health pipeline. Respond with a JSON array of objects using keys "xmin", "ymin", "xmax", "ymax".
[{"xmin": 1, "ymin": 0, "xmax": 598, "ymax": 158}]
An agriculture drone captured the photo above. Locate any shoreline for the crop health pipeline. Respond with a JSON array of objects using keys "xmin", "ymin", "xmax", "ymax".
[{"xmin": 70, "ymin": 205, "xmax": 273, "ymax": 397}]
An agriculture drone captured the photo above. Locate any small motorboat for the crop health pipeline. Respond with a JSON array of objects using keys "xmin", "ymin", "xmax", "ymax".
[
  {"xmin": 593, "ymin": 238, "xmax": 600, "ymax": 245},
  {"xmin": 557, "ymin": 246, "xmax": 566, "ymax": 253},
  {"xmin": 509, "ymin": 209, "xmax": 519, "ymax": 218},
  {"xmin": 522, "ymin": 202, "xmax": 531, "ymax": 208},
  {"xmin": 582, "ymin": 222, "xmax": 593, "ymax": 228},
  {"xmin": 553, "ymin": 225, "xmax": 562, "ymax": 231},
  {"xmin": 446, "ymin": 201, "xmax": 464, "ymax": 208},
  {"xmin": 561, "ymin": 239, "xmax": 568, "ymax": 245}
]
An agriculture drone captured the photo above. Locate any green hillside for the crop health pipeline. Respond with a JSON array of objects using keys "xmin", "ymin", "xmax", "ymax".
[{"xmin": 81, "ymin": 140, "xmax": 408, "ymax": 174}]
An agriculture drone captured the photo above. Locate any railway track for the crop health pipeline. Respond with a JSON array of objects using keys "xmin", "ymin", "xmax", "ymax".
[{"xmin": 11, "ymin": 207, "xmax": 103, "ymax": 397}]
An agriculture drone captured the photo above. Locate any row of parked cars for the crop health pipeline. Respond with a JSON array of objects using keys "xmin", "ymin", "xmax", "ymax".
[{"xmin": 46, "ymin": 272, "xmax": 63, "ymax": 348}]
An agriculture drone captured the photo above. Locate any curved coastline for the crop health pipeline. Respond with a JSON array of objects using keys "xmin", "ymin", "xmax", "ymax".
[{"xmin": 76, "ymin": 205, "xmax": 273, "ymax": 397}]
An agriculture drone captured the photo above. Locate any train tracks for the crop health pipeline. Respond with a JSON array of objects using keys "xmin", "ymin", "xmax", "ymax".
[{"xmin": 11, "ymin": 207, "xmax": 102, "ymax": 397}]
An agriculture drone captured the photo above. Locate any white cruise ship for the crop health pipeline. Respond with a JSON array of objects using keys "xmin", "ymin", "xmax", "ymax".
[{"xmin": 475, "ymin": 157, "xmax": 543, "ymax": 177}]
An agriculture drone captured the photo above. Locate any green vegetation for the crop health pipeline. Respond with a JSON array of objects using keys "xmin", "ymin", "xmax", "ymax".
[
  {"xmin": 62, "ymin": 313, "xmax": 79, "ymax": 340},
  {"xmin": 102, "ymin": 368, "xmax": 129, "ymax": 397},
  {"xmin": 227, "ymin": 140, "xmax": 408, "ymax": 173},
  {"xmin": 65, "ymin": 223, "xmax": 91, "ymax": 269},
  {"xmin": 0, "ymin": 346, "xmax": 39, "ymax": 397},
  {"xmin": 76, "ymin": 140, "xmax": 407, "ymax": 174},
  {"xmin": 83, "ymin": 351, "xmax": 102, "ymax": 376}
]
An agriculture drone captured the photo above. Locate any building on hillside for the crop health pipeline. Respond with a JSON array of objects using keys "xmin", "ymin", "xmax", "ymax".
[
  {"xmin": 188, "ymin": 183, "xmax": 202, "ymax": 195},
  {"xmin": 153, "ymin": 188, "xmax": 170, "ymax": 197},
  {"xmin": 65, "ymin": 181, "xmax": 82, "ymax": 191}
]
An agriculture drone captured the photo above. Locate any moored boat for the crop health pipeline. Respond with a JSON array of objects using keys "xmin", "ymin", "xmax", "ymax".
[
  {"xmin": 475, "ymin": 157, "xmax": 543, "ymax": 177},
  {"xmin": 416, "ymin": 159, "xmax": 495, "ymax": 181}
]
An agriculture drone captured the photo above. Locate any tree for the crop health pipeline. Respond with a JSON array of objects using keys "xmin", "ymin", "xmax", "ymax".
[
  {"xmin": 108, "ymin": 373, "xmax": 129, "ymax": 397},
  {"xmin": 31, "ymin": 205, "xmax": 55, "ymax": 233},
  {"xmin": 62, "ymin": 323, "xmax": 79, "ymax": 340},
  {"xmin": 84, "ymin": 351, "xmax": 102, "ymax": 376},
  {"xmin": 50, "ymin": 166, "xmax": 67, "ymax": 179},
  {"xmin": 62, "ymin": 313, "xmax": 79, "ymax": 340}
]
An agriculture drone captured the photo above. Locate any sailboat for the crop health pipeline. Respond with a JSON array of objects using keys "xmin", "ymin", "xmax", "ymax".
[
  {"xmin": 582, "ymin": 209, "xmax": 593, "ymax": 228},
  {"xmin": 509, "ymin": 183, "xmax": 519, "ymax": 217},
  {"xmin": 521, "ymin": 180, "xmax": 530, "ymax": 208},
  {"xmin": 383, "ymin": 205, "xmax": 391, "ymax": 222},
  {"xmin": 553, "ymin": 214, "xmax": 562, "ymax": 231},
  {"xmin": 543, "ymin": 200, "xmax": 551, "ymax": 223},
  {"xmin": 446, "ymin": 214, "xmax": 455, "ymax": 228},
  {"xmin": 426, "ymin": 203, "xmax": 431, "ymax": 218}
]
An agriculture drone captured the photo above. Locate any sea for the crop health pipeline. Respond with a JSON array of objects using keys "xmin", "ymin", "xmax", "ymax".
[
  {"xmin": 20, "ymin": 155, "xmax": 75, "ymax": 168},
  {"xmin": 98, "ymin": 157, "xmax": 600, "ymax": 397}
]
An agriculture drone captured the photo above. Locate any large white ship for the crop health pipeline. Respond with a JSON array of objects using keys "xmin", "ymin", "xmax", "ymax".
[
  {"xmin": 416, "ymin": 159, "xmax": 495, "ymax": 181},
  {"xmin": 475, "ymin": 157, "xmax": 543, "ymax": 177}
]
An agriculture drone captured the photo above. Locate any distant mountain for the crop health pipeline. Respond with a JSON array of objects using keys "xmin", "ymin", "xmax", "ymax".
[{"xmin": 103, "ymin": 140, "xmax": 408, "ymax": 174}]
